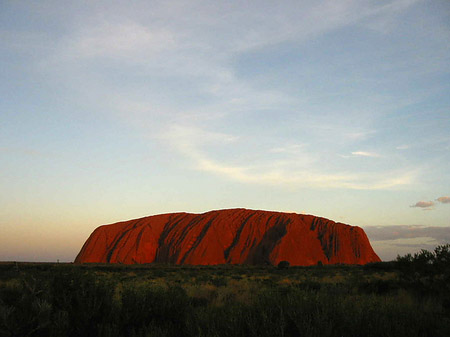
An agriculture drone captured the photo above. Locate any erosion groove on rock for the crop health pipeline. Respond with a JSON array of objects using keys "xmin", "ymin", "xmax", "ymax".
[{"xmin": 75, "ymin": 209, "xmax": 381, "ymax": 265}]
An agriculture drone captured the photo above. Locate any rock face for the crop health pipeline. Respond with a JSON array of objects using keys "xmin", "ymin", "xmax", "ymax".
[{"xmin": 75, "ymin": 209, "xmax": 381, "ymax": 265}]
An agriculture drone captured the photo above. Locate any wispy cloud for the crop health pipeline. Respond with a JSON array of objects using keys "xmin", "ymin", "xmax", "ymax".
[
  {"xmin": 345, "ymin": 131, "xmax": 376, "ymax": 141},
  {"xmin": 437, "ymin": 196, "xmax": 450, "ymax": 204},
  {"xmin": 410, "ymin": 197, "xmax": 450, "ymax": 211},
  {"xmin": 396, "ymin": 145, "xmax": 410, "ymax": 150},
  {"xmin": 363, "ymin": 0, "xmax": 422, "ymax": 34},
  {"xmin": 227, "ymin": 0, "xmax": 421, "ymax": 52},
  {"xmin": 269, "ymin": 144, "xmax": 308, "ymax": 155},
  {"xmin": 162, "ymin": 124, "xmax": 416, "ymax": 190},
  {"xmin": 3, "ymin": 0, "xmax": 428, "ymax": 193},
  {"xmin": 410, "ymin": 201, "xmax": 435, "ymax": 210},
  {"xmin": 68, "ymin": 22, "xmax": 176, "ymax": 61},
  {"xmin": 351, "ymin": 151, "xmax": 381, "ymax": 158},
  {"xmin": 409, "ymin": 197, "xmax": 450, "ymax": 210}
]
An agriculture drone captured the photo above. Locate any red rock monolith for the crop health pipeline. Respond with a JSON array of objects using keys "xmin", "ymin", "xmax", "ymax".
[{"xmin": 75, "ymin": 208, "xmax": 381, "ymax": 265}]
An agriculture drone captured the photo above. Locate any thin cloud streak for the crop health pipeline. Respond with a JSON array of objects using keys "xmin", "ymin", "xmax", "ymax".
[
  {"xmin": 351, "ymin": 151, "xmax": 381, "ymax": 158},
  {"xmin": 162, "ymin": 124, "xmax": 417, "ymax": 190},
  {"xmin": 345, "ymin": 131, "xmax": 376, "ymax": 141}
]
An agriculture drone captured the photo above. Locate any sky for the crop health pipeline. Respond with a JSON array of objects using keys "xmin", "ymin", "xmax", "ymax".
[{"xmin": 1, "ymin": 0, "xmax": 449, "ymax": 262}]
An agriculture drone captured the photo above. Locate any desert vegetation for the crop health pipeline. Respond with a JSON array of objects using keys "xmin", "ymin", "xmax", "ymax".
[{"xmin": 1, "ymin": 245, "xmax": 449, "ymax": 337}]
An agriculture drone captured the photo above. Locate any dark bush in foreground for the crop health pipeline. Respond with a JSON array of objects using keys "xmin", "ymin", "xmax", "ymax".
[
  {"xmin": 395, "ymin": 244, "xmax": 450, "ymax": 310},
  {"xmin": 277, "ymin": 261, "xmax": 290, "ymax": 269}
]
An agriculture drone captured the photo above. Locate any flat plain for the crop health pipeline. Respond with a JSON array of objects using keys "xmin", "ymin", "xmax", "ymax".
[{"xmin": 1, "ymin": 257, "xmax": 449, "ymax": 337}]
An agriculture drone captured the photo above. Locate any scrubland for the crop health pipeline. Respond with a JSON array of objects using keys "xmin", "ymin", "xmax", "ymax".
[{"xmin": 1, "ymin": 246, "xmax": 449, "ymax": 337}]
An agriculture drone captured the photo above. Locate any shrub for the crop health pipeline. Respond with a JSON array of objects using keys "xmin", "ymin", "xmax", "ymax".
[{"xmin": 277, "ymin": 261, "xmax": 290, "ymax": 269}]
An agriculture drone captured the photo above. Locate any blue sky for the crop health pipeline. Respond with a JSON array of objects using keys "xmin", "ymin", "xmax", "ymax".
[{"xmin": 1, "ymin": 0, "xmax": 449, "ymax": 261}]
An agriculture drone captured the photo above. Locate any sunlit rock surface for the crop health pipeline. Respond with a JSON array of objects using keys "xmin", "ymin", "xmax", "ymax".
[{"xmin": 75, "ymin": 209, "xmax": 381, "ymax": 265}]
